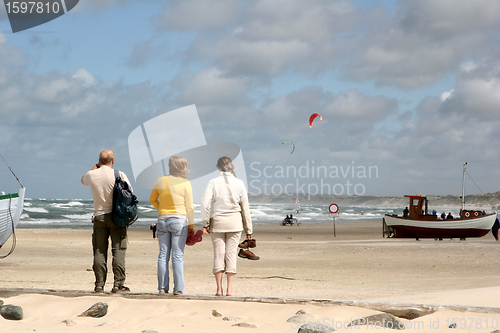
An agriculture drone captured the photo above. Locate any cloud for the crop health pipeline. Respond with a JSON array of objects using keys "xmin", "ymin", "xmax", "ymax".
[
  {"xmin": 72, "ymin": 68, "xmax": 95, "ymax": 88},
  {"xmin": 0, "ymin": 37, "xmax": 162, "ymax": 198},
  {"xmin": 345, "ymin": 0, "xmax": 500, "ymax": 88},
  {"xmin": 3, "ymin": 1, "xmax": 500, "ymax": 198},
  {"xmin": 152, "ymin": 0, "xmax": 241, "ymax": 31},
  {"xmin": 154, "ymin": 0, "xmax": 365, "ymax": 77},
  {"xmin": 173, "ymin": 67, "xmax": 250, "ymax": 106},
  {"xmin": 152, "ymin": 1, "xmax": 500, "ymax": 90},
  {"xmin": 440, "ymin": 89, "xmax": 454, "ymax": 102},
  {"xmin": 398, "ymin": 0, "xmax": 500, "ymax": 39},
  {"xmin": 440, "ymin": 58, "xmax": 500, "ymax": 120},
  {"xmin": 71, "ymin": 0, "xmax": 148, "ymax": 12}
]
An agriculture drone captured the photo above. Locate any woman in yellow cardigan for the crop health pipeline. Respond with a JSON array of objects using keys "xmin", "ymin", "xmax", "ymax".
[{"xmin": 149, "ymin": 156, "xmax": 194, "ymax": 295}]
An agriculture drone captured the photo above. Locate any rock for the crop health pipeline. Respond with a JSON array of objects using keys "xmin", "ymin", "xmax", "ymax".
[
  {"xmin": 287, "ymin": 309, "xmax": 315, "ymax": 324},
  {"xmin": 0, "ymin": 299, "xmax": 3, "ymax": 306},
  {"xmin": 0, "ymin": 304, "xmax": 23, "ymax": 320},
  {"xmin": 212, "ymin": 309, "xmax": 222, "ymax": 317},
  {"xmin": 348, "ymin": 313, "xmax": 405, "ymax": 330},
  {"xmin": 449, "ymin": 323, "xmax": 457, "ymax": 329},
  {"xmin": 232, "ymin": 322, "xmax": 257, "ymax": 328},
  {"xmin": 298, "ymin": 323, "xmax": 336, "ymax": 333},
  {"xmin": 78, "ymin": 302, "xmax": 108, "ymax": 318},
  {"xmin": 223, "ymin": 316, "xmax": 243, "ymax": 321},
  {"xmin": 142, "ymin": 330, "xmax": 158, "ymax": 333},
  {"xmin": 62, "ymin": 319, "xmax": 76, "ymax": 326}
]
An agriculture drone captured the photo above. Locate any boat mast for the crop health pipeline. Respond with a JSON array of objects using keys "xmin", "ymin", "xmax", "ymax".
[{"xmin": 461, "ymin": 162, "xmax": 467, "ymax": 211}]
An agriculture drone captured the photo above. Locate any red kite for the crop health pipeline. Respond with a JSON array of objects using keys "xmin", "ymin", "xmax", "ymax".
[{"xmin": 309, "ymin": 113, "xmax": 322, "ymax": 127}]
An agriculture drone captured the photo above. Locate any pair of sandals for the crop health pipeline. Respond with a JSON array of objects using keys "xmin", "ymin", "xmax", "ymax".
[
  {"xmin": 94, "ymin": 285, "xmax": 130, "ymax": 293},
  {"xmin": 186, "ymin": 230, "xmax": 203, "ymax": 246}
]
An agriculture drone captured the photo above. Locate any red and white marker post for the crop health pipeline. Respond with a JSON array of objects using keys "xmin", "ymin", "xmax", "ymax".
[{"xmin": 329, "ymin": 203, "xmax": 339, "ymax": 237}]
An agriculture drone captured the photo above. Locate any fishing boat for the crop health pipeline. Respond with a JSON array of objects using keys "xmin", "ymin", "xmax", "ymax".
[
  {"xmin": 0, "ymin": 154, "xmax": 25, "ymax": 258},
  {"xmin": 383, "ymin": 163, "xmax": 497, "ymax": 239},
  {"xmin": 0, "ymin": 188, "xmax": 25, "ymax": 246}
]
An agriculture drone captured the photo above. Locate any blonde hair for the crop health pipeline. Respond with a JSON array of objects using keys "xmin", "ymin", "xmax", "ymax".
[
  {"xmin": 216, "ymin": 156, "xmax": 236, "ymax": 177},
  {"xmin": 99, "ymin": 150, "xmax": 115, "ymax": 165},
  {"xmin": 168, "ymin": 156, "xmax": 188, "ymax": 179}
]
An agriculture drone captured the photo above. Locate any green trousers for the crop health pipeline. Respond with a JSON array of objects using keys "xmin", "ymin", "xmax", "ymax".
[{"xmin": 92, "ymin": 213, "xmax": 128, "ymax": 288}]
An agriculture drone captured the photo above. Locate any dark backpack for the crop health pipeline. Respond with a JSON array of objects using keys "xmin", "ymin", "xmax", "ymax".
[{"xmin": 112, "ymin": 170, "xmax": 139, "ymax": 227}]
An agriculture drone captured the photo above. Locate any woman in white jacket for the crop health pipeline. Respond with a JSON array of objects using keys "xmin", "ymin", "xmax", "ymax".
[{"xmin": 201, "ymin": 156, "xmax": 253, "ymax": 296}]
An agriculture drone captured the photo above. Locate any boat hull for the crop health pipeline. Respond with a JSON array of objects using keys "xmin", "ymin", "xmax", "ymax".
[
  {"xmin": 0, "ymin": 187, "xmax": 25, "ymax": 246},
  {"xmin": 384, "ymin": 213, "xmax": 497, "ymax": 238}
]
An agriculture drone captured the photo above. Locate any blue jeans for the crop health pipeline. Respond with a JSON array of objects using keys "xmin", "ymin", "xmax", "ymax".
[{"xmin": 156, "ymin": 216, "xmax": 188, "ymax": 293}]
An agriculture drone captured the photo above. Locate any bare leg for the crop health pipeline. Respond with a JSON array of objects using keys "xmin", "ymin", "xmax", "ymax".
[
  {"xmin": 226, "ymin": 273, "xmax": 235, "ymax": 296},
  {"xmin": 214, "ymin": 271, "xmax": 224, "ymax": 296}
]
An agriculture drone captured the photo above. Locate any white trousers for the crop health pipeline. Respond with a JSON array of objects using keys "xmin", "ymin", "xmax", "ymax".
[{"xmin": 211, "ymin": 231, "xmax": 242, "ymax": 274}]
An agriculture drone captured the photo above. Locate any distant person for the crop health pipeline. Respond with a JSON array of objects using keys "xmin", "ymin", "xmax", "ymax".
[
  {"xmin": 446, "ymin": 212, "xmax": 454, "ymax": 220},
  {"xmin": 492, "ymin": 218, "xmax": 500, "ymax": 241},
  {"xmin": 201, "ymin": 156, "xmax": 254, "ymax": 296},
  {"xmin": 432, "ymin": 210, "xmax": 437, "ymax": 215},
  {"xmin": 403, "ymin": 207, "xmax": 409, "ymax": 218},
  {"xmin": 149, "ymin": 156, "xmax": 195, "ymax": 295},
  {"xmin": 290, "ymin": 213, "xmax": 293, "ymax": 219},
  {"xmin": 441, "ymin": 212, "xmax": 446, "ymax": 220},
  {"xmin": 81, "ymin": 149, "xmax": 133, "ymax": 293}
]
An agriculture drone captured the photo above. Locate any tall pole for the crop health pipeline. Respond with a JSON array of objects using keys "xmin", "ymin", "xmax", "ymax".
[{"xmin": 461, "ymin": 162, "xmax": 467, "ymax": 211}]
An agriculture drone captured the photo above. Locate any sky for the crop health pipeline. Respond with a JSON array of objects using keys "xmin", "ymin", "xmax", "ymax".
[{"xmin": 1, "ymin": 0, "xmax": 500, "ymax": 201}]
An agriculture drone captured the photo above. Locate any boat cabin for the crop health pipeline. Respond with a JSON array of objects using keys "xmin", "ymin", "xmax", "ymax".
[
  {"xmin": 403, "ymin": 195, "xmax": 438, "ymax": 220},
  {"xmin": 460, "ymin": 209, "xmax": 485, "ymax": 219}
]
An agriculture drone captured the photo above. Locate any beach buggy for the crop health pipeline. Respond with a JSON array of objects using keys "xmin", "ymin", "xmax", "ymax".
[{"xmin": 282, "ymin": 214, "xmax": 300, "ymax": 226}]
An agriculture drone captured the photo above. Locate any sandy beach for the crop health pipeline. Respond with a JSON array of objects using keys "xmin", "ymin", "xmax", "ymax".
[{"xmin": 2, "ymin": 221, "xmax": 500, "ymax": 332}]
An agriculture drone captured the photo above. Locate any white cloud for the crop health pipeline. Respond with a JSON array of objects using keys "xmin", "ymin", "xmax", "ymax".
[
  {"xmin": 444, "ymin": 78, "xmax": 500, "ymax": 119},
  {"xmin": 72, "ymin": 68, "xmax": 95, "ymax": 88},
  {"xmin": 174, "ymin": 68, "xmax": 249, "ymax": 106},
  {"xmin": 153, "ymin": 0, "xmax": 241, "ymax": 30},
  {"xmin": 324, "ymin": 90, "xmax": 395, "ymax": 122},
  {"xmin": 152, "ymin": 1, "xmax": 500, "ymax": 89},
  {"xmin": 440, "ymin": 89, "xmax": 453, "ymax": 102},
  {"xmin": 4, "ymin": 1, "xmax": 500, "ymax": 198},
  {"xmin": 460, "ymin": 61, "xmax": 477, "ymax": 73}
]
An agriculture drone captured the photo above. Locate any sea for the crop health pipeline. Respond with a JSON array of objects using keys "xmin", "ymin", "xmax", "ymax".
[{"xmin": 18, "ymin": 198, "xmax": 409, "ymax": 229}]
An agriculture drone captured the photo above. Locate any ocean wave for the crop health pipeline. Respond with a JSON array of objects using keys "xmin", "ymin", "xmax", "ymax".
[
  {"xmin": 23, "ymin": 207, "xmax": 49, "ymax": 213},
  {"xmin": 20, "ymin": 218, "xmax": 72, "ymax": 224},
  {"xmin": 16, "ymin": 199, "xmax": 396, "ymax": 229},
  {"xmin": 62, "ymin": 213, "xmax": 94, "ymax": 220},
  {"xmin": 50, "ymin": 201, "xmax": 86, "ymax": 208},
  {"xmin": 138, "ymin": 206, "xmax": 156, "ymax": 213}
]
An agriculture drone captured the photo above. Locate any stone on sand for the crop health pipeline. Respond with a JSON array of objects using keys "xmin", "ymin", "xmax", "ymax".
[
  {"xmin": 0, "ymin": 304, "xmax": 23, "ymax": 320},
  {"xmin": 78, "ymin": 302, "xmax": 108, "ymax": 318}
]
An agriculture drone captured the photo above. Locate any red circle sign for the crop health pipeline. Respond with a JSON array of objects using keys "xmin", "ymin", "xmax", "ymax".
[{"xmin": 329, "ymin": 203, "xmax": 339, "ymax": 214}]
